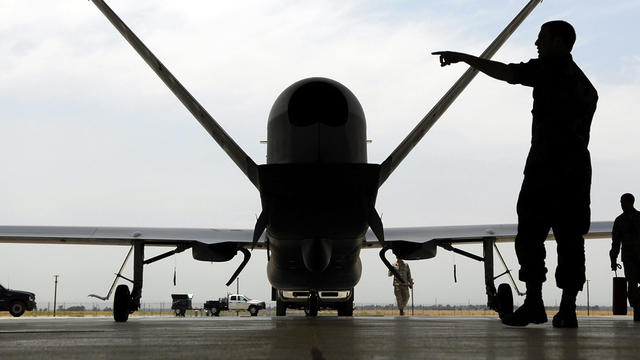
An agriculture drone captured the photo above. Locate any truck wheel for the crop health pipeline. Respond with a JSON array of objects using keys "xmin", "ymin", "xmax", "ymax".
[
  {"xmin": 211, "ymin": 306, "xmax": 219, "ymax": 317},
  {"xmin": 113, "ymin": 284, "xmax": 130, "ymax": 322},
  {"xmin": 9, "ymin": 301, "xmax": 26, "ymax": 317},
  {"xmin": 276, "ymin": 299, "xmax": 286, "ymax": 316},
  {"xmin": 249, "ymin": 305, "xmax": 258, "ymax": 316}
]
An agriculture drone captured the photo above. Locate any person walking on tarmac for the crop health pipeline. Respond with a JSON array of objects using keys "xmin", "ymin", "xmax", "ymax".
[
  {"xmin": 388, "ymin": 257, "xmax": 413, "ymax": 315},
  {"xmin": 610, "ymin": 193, "xmax": 640, "ymax": 321},
  {"xmin": 433, "ymin": 20, "xmax": 598, "ymax": 328}
]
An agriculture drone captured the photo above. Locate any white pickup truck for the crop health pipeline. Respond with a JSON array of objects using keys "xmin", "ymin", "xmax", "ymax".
[{"xmin": 203, "ymin": 294, "xmax": 266, "ymax": 316}]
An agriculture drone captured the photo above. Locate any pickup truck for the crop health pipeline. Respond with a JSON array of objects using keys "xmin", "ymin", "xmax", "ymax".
[
  {"xmin": 204, "ymin": 294, "xmax": 265, "ymax": 316},
  {"xmin": 0, "ymin": 284, "xmax": 36, "ymax": 317}
]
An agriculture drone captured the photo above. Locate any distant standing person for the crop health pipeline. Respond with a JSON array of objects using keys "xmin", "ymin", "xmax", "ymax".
[
  {"xmin": 433, "ymin": 20, "xmax": 598, "ymax": 328},
  {"xmin": 610, "ymin": 193, "xmax": 640, "ymax": 321},
  {"xmin": 388, "ymin": 257, "xmax": 413, "ymax": 315}
]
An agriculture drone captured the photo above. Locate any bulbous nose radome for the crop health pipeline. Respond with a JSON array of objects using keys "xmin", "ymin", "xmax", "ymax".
[{"xmin": 287, "ymin": 81, "xmax": 349, "ymax": 127}]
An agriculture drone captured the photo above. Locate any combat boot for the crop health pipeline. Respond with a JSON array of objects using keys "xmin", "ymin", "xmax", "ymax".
[
  {"xmin": 502, "ymin": 282, "xmax": 547, "ymax": 326},
  {"xmin": 553, "ymin": 289, "xmax": 578, "ymax": 328},
  {"xmin": 501, "ymin": 298, "xmax": 548, "ymax": 326},
  {"xmin": 552, "ymin": 311, "xmax": 578, "ymax": 328}
]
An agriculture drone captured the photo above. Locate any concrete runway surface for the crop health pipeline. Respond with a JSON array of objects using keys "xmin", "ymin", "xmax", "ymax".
[{"xmin": 1, "ymin": 316, "xmax": 639, "ymax": 359}]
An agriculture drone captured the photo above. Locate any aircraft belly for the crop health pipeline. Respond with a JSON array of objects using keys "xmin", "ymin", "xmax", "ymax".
[
  {"xmin": 258, "ymin": 163, "xmax": 380, "ymax": 239},
  {"xmin": 267, "ymin": 236, "xmax": 362, "ymax": 290}
]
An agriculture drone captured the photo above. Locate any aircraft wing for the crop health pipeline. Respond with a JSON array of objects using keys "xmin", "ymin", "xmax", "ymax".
[
  {"xmin": 89, "ymin": 0, "xmax": 259, "ymax": 188},
  {"xmin": 0, "ymin": 226, "xmax": 264, "ymax": 248},
  {"xmin": 364, "ymin": 221, "xmax": 613, "ymax": 259}
]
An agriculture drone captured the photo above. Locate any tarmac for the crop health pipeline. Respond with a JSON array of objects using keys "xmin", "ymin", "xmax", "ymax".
[{"xmin": 1, "ymin": 315, "xmax": 639, "ymax": 359}]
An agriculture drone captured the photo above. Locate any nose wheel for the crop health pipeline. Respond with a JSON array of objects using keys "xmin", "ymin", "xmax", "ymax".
[{"xmin": 305, "ymin": 292, "xmax": 319, "ymax": 317}]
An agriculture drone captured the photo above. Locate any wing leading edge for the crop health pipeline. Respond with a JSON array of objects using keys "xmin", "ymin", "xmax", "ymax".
[
  {"xmin": 1, "ymin": 221, "xmax": 612, "ymax": 248},
  {"xmin": 0, "ymin": 226, "xmax": 263, "ymax": 247},
  {"xmin": 364, "ymin": 221, "xmax": 613, "ymax": 247}
]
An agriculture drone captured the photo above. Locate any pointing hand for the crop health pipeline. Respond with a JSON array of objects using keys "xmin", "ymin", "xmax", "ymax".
[{"xmin": 432, "ymin": 51, "xmax": 464, "ymax": 67}]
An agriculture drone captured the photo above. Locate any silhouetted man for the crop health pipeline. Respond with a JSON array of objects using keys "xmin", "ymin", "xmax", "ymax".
[
  {"xmin": 433, "ymin": 20, "xmax": 597, "ymax": 328},
  {"xmin": 610, "ymin": 193, "xmax": 640, "ymax": 322},
  {"xmin": 388, "ymin": 257, "xmax": 413, "ymax": 315}
]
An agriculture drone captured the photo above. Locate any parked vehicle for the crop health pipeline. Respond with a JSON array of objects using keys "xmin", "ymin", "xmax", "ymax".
[
  {"xmin": 275, "ymin": 288, "xmax": 354, "ymax": 316},
  {"xmin": 0, "ymin": 284, "xmax": 36, "ymax": 317},
  {"xmin": 204, "ymin": 294, "xmax": 265, "ymax": 316},
  {"xmin": 170, "ymin": 294, "xmax": 193, "ymax": 317}
]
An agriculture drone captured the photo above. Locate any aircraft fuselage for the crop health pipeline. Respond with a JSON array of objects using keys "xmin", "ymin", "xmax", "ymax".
[{"xmin": 262, "ymin": 78, "xmax": 377, "ymax": 291}]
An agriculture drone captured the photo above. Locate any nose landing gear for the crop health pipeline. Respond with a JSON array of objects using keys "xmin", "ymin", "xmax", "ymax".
[{"xmin": 305, "ymin": 291, "xmax": 319, "ymax": 317}]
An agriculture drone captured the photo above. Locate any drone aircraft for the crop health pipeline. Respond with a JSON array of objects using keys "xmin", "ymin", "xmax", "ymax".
[{"xmin": 0, "ymin": 0, "xmax": 612, "ymax": 321}]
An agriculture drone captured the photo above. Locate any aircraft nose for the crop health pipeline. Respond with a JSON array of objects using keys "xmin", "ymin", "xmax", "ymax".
[{"xmin": 288, "ymin": 81, "xmax": 348, "ymax": 127}]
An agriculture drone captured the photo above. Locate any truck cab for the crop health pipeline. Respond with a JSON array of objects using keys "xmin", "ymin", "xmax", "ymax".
[
  {"xmin": 0, "ymin": 284, "xmax": 36, "ymax": 317},
  {"xmin": 228, "ymin": 294, "xmax": 251, "ymax": 311},
  {"xmin": 204, "ymin": 293, "xmax": 265, "ymax": 316}
]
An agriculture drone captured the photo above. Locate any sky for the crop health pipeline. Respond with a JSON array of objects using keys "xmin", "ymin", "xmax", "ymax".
[{"xmin": 1, "ymin": 0, "xmax": 639, "ymax": 309}]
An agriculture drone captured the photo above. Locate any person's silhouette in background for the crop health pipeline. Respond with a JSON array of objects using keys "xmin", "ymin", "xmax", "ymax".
[
  {"xmin": 388, "ymin": 257, "xmax": 413, "ymax": 316},
  {"xmin": 433, "ymin": 20, "xmax": 597, "ymax": 328},
  {"xmin": 611, "ymin": 193, "xmax": 640, "ymax": 322}
]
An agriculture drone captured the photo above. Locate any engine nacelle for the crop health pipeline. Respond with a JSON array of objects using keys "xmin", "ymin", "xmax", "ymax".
[{"xmin": 191, "ymin": 242, "xmax": 239, "ymax": 262}]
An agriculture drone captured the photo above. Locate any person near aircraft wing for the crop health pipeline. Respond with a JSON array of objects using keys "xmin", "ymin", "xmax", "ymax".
[
  {"xmin": 388, "ymin": 257, "xmax": 414, "ymax": 316},
  {"xmin": 610, "ymin": 193, "xmax": 640, "ymax": 322},
  {"xmin": 433, "ymin": 20, "xmax": 598, "ymax": 328}
]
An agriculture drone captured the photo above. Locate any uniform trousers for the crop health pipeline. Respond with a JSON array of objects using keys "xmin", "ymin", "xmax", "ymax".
[{"xmin": 515, "ymin": 170, "xmax": 591, "ymax": 291}]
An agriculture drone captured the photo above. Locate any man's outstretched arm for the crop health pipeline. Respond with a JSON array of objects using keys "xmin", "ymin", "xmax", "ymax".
[{"xmin": 432, "ymin": 51, "xmax": 515, "ymax": 83}]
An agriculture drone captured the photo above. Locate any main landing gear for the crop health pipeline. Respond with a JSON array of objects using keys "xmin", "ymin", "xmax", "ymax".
[
  {"xmin": 112, "ymin": 241, "xmax": 145, "ymax": 323},
  {"xmin": 90, "ymin": 241, "xmax": 192, "ymax": 322},
  {"xmin": 438, "ymin": 237, "xmax": 522, "ymax": 319}
]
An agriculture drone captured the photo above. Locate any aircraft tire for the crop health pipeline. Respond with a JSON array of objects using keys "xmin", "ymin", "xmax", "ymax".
[
  {"xmin": 9, "ymin": 301, "xmax": 26, "ymax": 317},
  {"xmin": 276, "ymin": 299, "xmax": 286, "ymax": 316},
  {"xmin": 337, "ymin": 289, "xmax": 354, "ymax": 316},
  {"xmin": 113, "ymin": 284, "xmax": 130, "ymax": 322},
  {"xmin": 337, "ymin": 301, "xmax": 353, "ymax": 316},
  {"xmin": 497, "ymin": 283, "xmax": 513, "ymax": 319}
]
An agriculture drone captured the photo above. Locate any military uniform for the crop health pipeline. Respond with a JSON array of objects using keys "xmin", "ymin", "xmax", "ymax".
[
  {"xmin": 507, "ymin": 55, "xmax": 598, "ymax": 292},
  {"xmin": 611, "ymin": 210, "xmax": 640, "ymax": 308},
  {"xmin": 388, "ymin": 261, "xmax": 413, "ymax": 314}
]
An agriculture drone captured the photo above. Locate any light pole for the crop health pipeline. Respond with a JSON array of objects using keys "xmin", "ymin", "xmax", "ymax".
[
  {"xmin": 586, "ymin": 279, "xmax": 590, "ymax": 316},
  {"xmin": 53, "ymin": 275, "xmax": 59, "ymax": 317}
]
